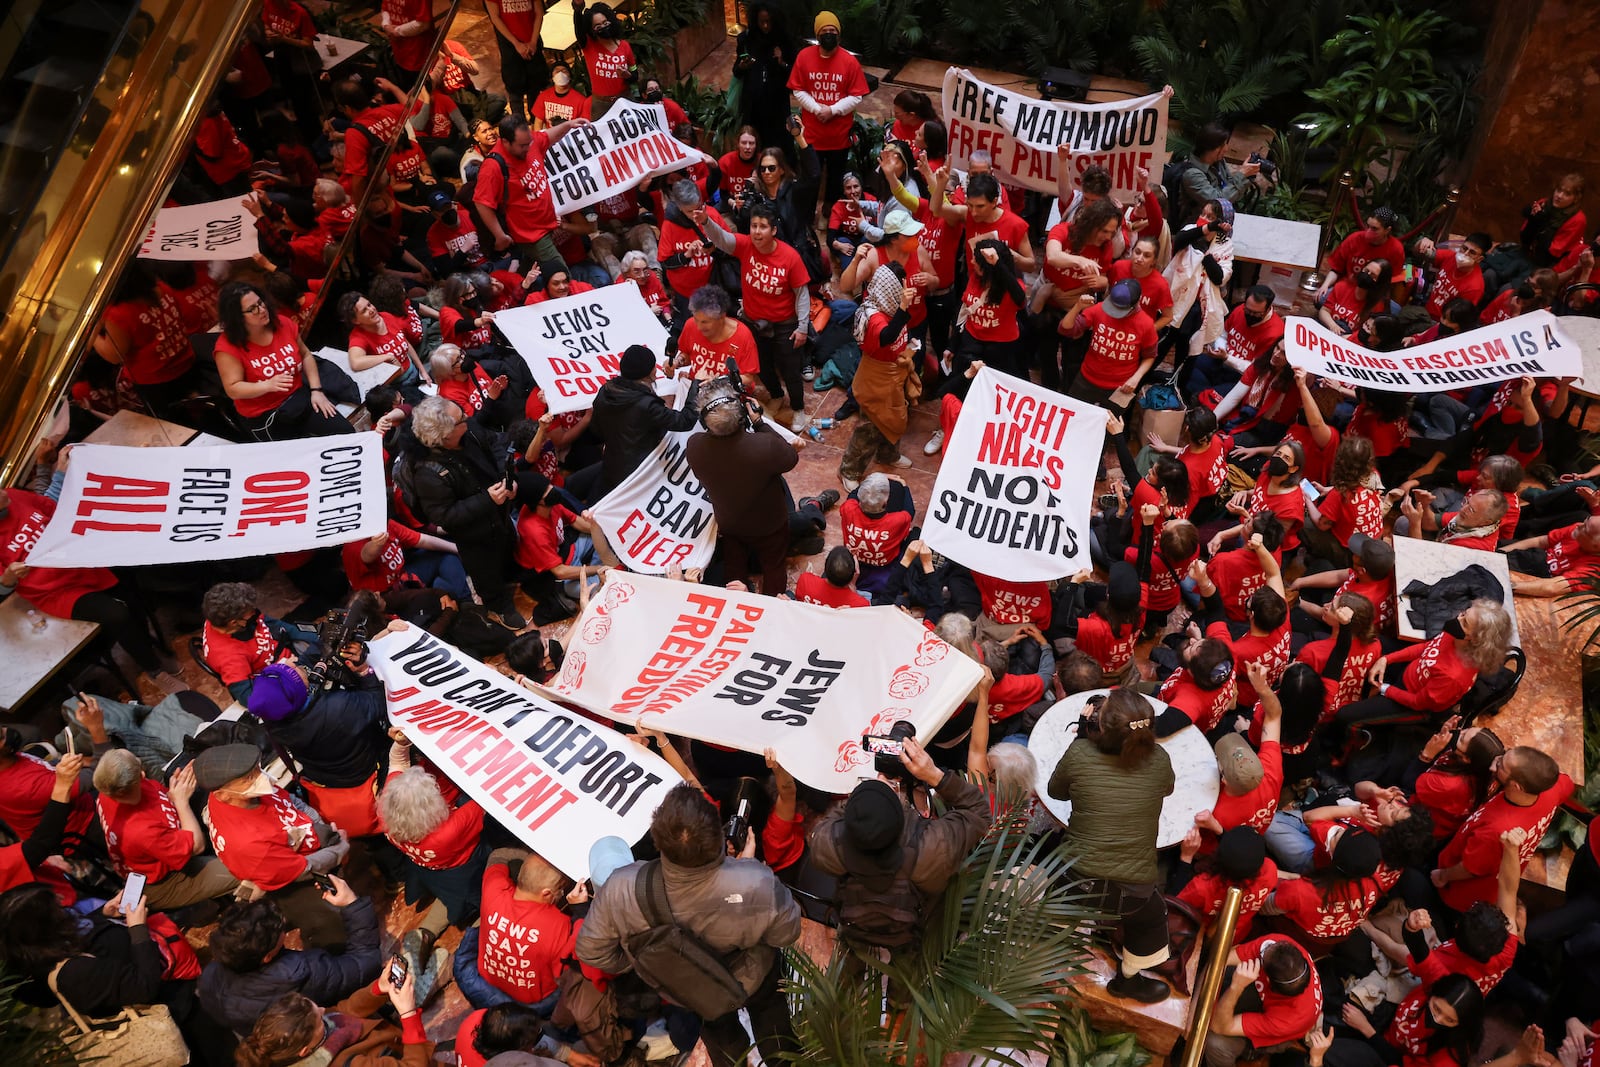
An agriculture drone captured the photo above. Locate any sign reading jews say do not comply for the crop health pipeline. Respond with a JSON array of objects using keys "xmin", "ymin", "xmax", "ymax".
[
  {"xmin": 528, "ymin": 573, "xmax": 985, "ymax": 793},
  {"xmin": 922, "ymin": 367, "xmax": 1106, "ymax": 583},
  {"xmin": 590, "ymin": 430, "xmax": 718, "ymax": 575},
  {"xmin": 27, "ymin": 439, "xmax": 386, "ymax": 568},
  {"xmin": 137, "ymin": 196, "xmax": 260, "ymax": 261},
  {"xmin": 365, "ymin": 627, "xmax": 680, "ymax": 880},
  {"xmin": 494, "ymin": 283, "xmax": 672, "ymax": 415},
  {"xmin": 542, "ymin": 99, "xmax": 708, "ymax": 215}
]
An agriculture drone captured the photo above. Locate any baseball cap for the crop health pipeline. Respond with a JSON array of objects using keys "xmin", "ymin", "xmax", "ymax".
[
  {"xmin": 1103, "ymin": 278, "xmax": 1142, "ymax": 318},
  {"xmin": 426, "ymin": 186, "xmax": 456, "ymax": 211},
  {"xmin": 1347, "ymin": 532, "xmax": 1395, "ymax": 579},
  {"xmin": 882, "ymin": 210, "xmax": 924, "ymax": 237},
  {"xmin": 588, "ymin": 836, "xmax": 634, "ymax": 887},
  {"xmin": 840, "ymin": 780, "xmax": 905, "ymax": 876},
  {"xmin": 1214, "ymin": 732, "xmax": 1264, "ymax": 793}
]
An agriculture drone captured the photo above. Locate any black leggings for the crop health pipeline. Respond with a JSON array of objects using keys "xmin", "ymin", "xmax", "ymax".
[
  {"xmin": 242, "ymin": 384, "xmax": 356, "ymax": 441},
  {"xmin": 71, "ymin": 585, "xmax": 161, "ymax": 672}
]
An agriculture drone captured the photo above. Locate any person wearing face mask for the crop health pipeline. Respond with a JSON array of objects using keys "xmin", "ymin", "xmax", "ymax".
[
  {"xmin": 199, "ymin": 582, "xmax": 306, "ymax": 704},
  {"xmin": 1318, "ymin": 259, "xmax": 1392, "ymax": 334},
  {"xmin": 424, "ymin": 186, "xmax": 489, "ymax": 273},
  {"xmin": 1414, "ymin": 232, "xmax": 1490, "ymax": 321},
  {"xmin": 571, "ymin": 0, "xmax": 637, "ymax": 117},
  {"xmin": 1403, "ymin": 296, "xmax": 1478, "ymax": 350},
  {"xmin": 1184, "ymin": 284, "xmax": 1282, "ymax": 401},
  {"xmin": 1315, "ymin": 206, "xmax": 1404, "ymax": 306},
  {"xmin": 1163, "ymin": 198, "xmax": 1235, "ymax": 371},
  {"xmin": 787, "ymin": 11, "xmax": 869, "ymax": 208},
  {"xmin": 734, "ymin": 5, "xmax": 798, "ymax": 152},
  {"xmin": 483, "ymin": 0, "xmax": 547, "ymax": 126},
  {"xmin": 198, "ymin": 743, "xmax": 353, "ymax": 950},
  {"xmin": 1210, "ymin": 441, "xmax": 1305, "ymax": 555},
  {"xmin": 640, "ymin": 75, "xmax": 689, "ymax": 130},
  {"xmin": 531, "ymin": 62, "xmax": 589, "ymax": 130}
]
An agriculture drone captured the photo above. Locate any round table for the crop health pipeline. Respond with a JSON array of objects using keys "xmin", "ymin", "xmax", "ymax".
[{"xmin": 1027, "ymin": 690, "xmax": 1220, "ymax": 848}]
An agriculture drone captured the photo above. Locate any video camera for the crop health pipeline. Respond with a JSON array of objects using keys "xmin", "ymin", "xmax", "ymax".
[{"xmin": 305, "ymin": 591, "xmax": 383, "ymax": 691}]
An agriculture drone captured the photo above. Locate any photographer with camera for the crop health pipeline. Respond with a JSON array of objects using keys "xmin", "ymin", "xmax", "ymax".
[{"xmin": 808, "ymin": 727, "xmax": 991, "ymax": 961}]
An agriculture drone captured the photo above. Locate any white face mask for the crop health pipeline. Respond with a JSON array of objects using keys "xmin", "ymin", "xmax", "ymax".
[
  {"xmin": 231, "ymin": 771, "xmax": 276, "ymax": 799},
  {"xmin": 553, "ymin": 72, "xmax": 571, "ymax": 88}
]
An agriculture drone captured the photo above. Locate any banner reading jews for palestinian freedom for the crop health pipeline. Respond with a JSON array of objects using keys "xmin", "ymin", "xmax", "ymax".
[
  {"xmin": 590, "ymin": 430, "xmax": 718, "ymax": 574},
  {"xmin": 922, "ymin": 367, "xmax": 1106, "ymax": 583},
  {"xmin": 494, "ymin": 283, "xmax": 672, "ymax": 415},
  {"xmin": 137, "ymin": 196, "xmax": 260, "ymax": 261},
  {"xmin": 366, "ymin": 629, "xmax": 680, "ymax": 879},
  {"xmin": 529, "ymin": 573, "xmax": 985, "ymax": 792},
  {"xmin": 940, "ymin": 68, "xmax": 1169, "ymax": 203},
  {"xmin": 1285, "ymin": 310, "xmax": 1583, "ymax": 393},
  {"xmin": 542, "ymin": 99, "xmax": 707, "ymax": 215},
  {"xmin": 27, "ymin": 439, "xmax": 385, "ymax": 568}
]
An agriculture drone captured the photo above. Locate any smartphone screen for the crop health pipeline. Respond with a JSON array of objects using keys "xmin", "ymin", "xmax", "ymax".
[
  {"xmin": 861, "ymin": 734, "xmax": 903, "ymax": 756},
  {"xmin": 388, "ymin": 954, "xmax": 409, "ymax": 988},
  {"xmin": 121, "ymin": 871, "xmax": 147, "ymax": 916}
]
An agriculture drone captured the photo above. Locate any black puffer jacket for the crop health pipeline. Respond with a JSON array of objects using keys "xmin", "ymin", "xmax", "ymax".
[
  {"xmin": 409, "ymin": 423, "xmax": 511, "ymax": 545},
  {"xmin": 589, "ymin": 376, "xmax": 699, "ymax": 494}
]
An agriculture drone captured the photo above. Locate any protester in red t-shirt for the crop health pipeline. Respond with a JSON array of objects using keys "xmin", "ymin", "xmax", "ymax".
[
  {"xmin": 531, "ymin": 64, "xmax": 590, "ymax": 129},
  {"xmin": 675, "ymin": 285, "xmax": 760, "ymax": 385},
  {"xmin": 787, "ymin": 12, "xmax": 869, "ymax": 200},
  {"xmin": 381, "ymin": 0, "xmax": 435, "ymax": 74},
  {"xmin": 193, "ymin": 104, "xmax": 253, "ymax": 191},
  {"xmin": 1405, "ymin": 716, "xmax": 1506, "ymax": 843},
  {"xmin": 215, "ymin": 283, "xmax": 349, "ymax": 439},
  {"xmin": 93, "ymin": 752, "xmax": 239, "ymax": 909},
  {"xmin": 1147, "ymin": 406, "xmax": 1233, "ymax": 523},
  {"xmin": 198, "ymin": 580, "xmax": 300, "ymax": 702},
  {"xmin": 1204, "ymin": 663, "xmax": 1286, "ymax": 841},
  {"xmin": 1435, "ymin": 747, "xmax": 1574, "ymax": 911},
  {"xmin": 378, "ymin": 740, "xmax": 487, "ymax": 927},
  {"xmin": 1416, "ymin": 233, "xmax": 1489, "ymax": 320},
  {"xmin": 1059, "ymin": 280, "xmax": 1160, "ymax": 405},
  {"xmin": 0, "ymin": 750, "xmax": 83, "ymax": 905},
  {"xmin": 473, "ymin": 115, "xmax": 591, "ymax": 263},
  {"xmin": 573, "ymin": 0, "xmax": 637, "ymax": 102},
  {"xmin": 1107, "ymin": 236, "xmax": 1175, "ymax": 329},
  {"xmin": 461, "ymin": 846, "xmax": 583, "ymax": 1008},
  {"xmin": 1205, "ymin": 517, "xmax": 1285, "ymax": 623},
  {"xmin": 1318, "ymin": 259, "xmax": 1392, "ymax": 333},
  {"xmin": 1187, "ymin": 287, "xmax": 1286, "ymax": 398},
  {"xmin": 1505, "ymin": 514, "xmax": 1600, "ymax": 596},
  {"xmin": 341, "ymin": 520, "xmax": 464, "ymax": 596},
  {"xmin": 1315, "ymin": 207, "xmax": 1405, "ymax": 302},
  {"xmin": 1177, "ymin": 826, "xmax": 1278, "ymax": 940},
  {"xmin": 1209, "ymin": 444, "xmax": 1305, "ymax": 555},
  {"xmin": 1208, "ymin": 935, "xmax": 1322, "ymax": 1058},
  {"xmin": 794, "ymin": 547, "xmax": 869, "ymax": 608}
]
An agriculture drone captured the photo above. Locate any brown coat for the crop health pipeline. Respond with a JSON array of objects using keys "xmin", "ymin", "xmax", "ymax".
[{"xmin": 288, "ymin": 987, "xmax": 434, "ymax": 1067}]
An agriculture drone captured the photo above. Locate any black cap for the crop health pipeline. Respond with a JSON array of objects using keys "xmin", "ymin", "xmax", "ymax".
[
  {"xmin": 1216, "ymin": 827, "xmax": 1267, "ymax": 882},
  {"xmin": 1332, "ymin": 828, "xmax": 1382, "ymax": 879},
  {"xmin": 619, "ymin": 344, "xmax": 656, "ymax": 380},
  {"xmin": 840, "ymin": 780, "xmax": 905, "ymax": 876},
  {"xmin": 1108, "ymin": 562, "xmax": 1142, "ymax": 611},
  {"xmin": 1346, "ymin": 532, "xmax": 1395, "ymax": 580}
]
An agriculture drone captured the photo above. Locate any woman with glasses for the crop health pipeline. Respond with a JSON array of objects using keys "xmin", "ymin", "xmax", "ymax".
[
  {"xmin": 215, "ymin": 282, "xmax": 352, "ymax": 440},
  {"xmin": 737, "ymin": 138, "xmax": 825, "ymax": 283},
  {"xmin": 614, "ymin": 250, "xmax": 671, "ymax": 322}
]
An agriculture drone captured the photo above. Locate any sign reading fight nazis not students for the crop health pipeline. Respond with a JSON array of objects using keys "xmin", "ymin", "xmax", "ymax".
[
  {"xmin": 366, "ymin": 628, "xmax": 680, "ymax": 880},
  {"xmin": 1285, "ymin": 310, "xmax": 1583, "ymax": 393},
  {"xmin": 541, "ymin": 99, "xmax": 709, "ymax": 215},
  {"xmin": 940, "ymin": 68, "xmax": 1169, "ymax": 204},
  {"xmin": 590, "ymin": 430, "xmax": 718, "ymax": 574},
  {"xmin": 529, "ymin": 573, "xmax": 984, "ymax": 792},
  {"xmin": 922, "ymin": 367, "xmax": 1106, "ymax": 583},
  {"xmin": 27, "ymin": 439, "xmax": 385, "ymax": 568},
  {"xmin": 494, "ymin": 283, "xmax": 672, "ymax": 415}
]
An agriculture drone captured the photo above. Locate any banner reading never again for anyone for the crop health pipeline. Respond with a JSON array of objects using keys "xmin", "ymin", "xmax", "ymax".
[
  {"xmin": 27, "ymin": 439, "xmax": 385, "ymax": 568},
  {"xmin": 940, "ymin": 68, "xmax": 1169, "ymax": 203},
  {"xmin": 530, "ymin": 573, "xmax": 984, "ymax": 792},
  {"xmin": 366, "ymin": 628, "xmax": 680, "ymax": 879},
  {"xmin": 590, "ymin": 430, "xmax": 718, "ymax": 574},
  {"xmin": 922, "ymin": 366, "xmax": 1106, "ymax": 583},
  {"xmin": 1285, "ymin": 310, "xmax": 1583, "ymax": 393},
  {"xmin": 542, "ymin": 99, "xmax": 707, "ymax": 215},
  {"xmin": 137, "ymin": 196, "xmax": 260, "ymax": 261},
  {"xmin": 494, "ymin": 283, "xmax": 672, "ymax": 415}
]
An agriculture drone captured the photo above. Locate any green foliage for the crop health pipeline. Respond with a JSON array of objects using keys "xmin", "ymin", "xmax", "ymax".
[
  {"xmin": 622, "ymin": 0, "xmax": 716, "ymax": 80},
  {"xmin": 0, "ymin": 970, "xmax": 77, "ymax": 1067},
  {"xmin": 1050, "ymin": 1007, "xmax": 1152, "ymax": 1067},
  {"xmin": 781, "ymin": 805, "xmax": 1114, "ymax": 1066},
  {"xmin": 672, "ymin": 72, "xmax": 740, "ymax": 152}
]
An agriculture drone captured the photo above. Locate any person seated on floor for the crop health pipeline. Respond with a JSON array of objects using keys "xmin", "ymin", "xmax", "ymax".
[
  {"xmin": 1433, "ymin": 746, "xmax": 1574, "ymax": 913},
  {"xmin": 1503, "ymin": 514, "xmax": 1600, "ymax": 597},
  {"xmin": 1204, "ymin": 935, "xmax": 1323, "ymax": 1067},
  {"xmin": 1173, "ymin": 824, "xmax": 1278, "ymax": 940},
  {"xmin": 453, "ymin": 847, "xmax": 585, "ymax": 1012},
  {"xmin": 512, "ymin": 477, "xmax": 609, "ymax": 620},
  {"xmin": 794, "ymin": 546, "xmax": 869, "ymax": 608},
  {"xmin": 839, "ymin": 473, "xmax": 915, "ymax": 602},
  {"xmin": 196, "ymin": 874, "xmax": 383, "ymax": 1037},
  {"xmin": 1399, "ymin": 486, "xmax": 1508, "ymax": 553},
  {"xmin": 199, "ymin": 581, "xmax": 306, "ymax": 704}
]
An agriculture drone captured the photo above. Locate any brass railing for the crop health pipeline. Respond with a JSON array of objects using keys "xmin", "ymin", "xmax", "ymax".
[
  {"xmin": 1178, "ymin": 885, "xmax": 1244, "ymax": 1067},
  {"xmin": 0, "ymin": 0, "xmax": 259, "ymax": 488}
]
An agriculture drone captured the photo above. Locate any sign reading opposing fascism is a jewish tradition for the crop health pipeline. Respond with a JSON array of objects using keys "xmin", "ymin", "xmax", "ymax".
[
  {"xmin": 590, "ymin": 431, "xmax": 717, "ymax": 574},
  {"xmin": 137, "ymin": 196, "xmax": 260, "ymax": 261},
  {"xmin": 529, "ymin": 573, "xmax": 984, "ymax": 792},
  {"xmin": 27, "ymin": 439, "xmax": 385, "ymax": 568},
  {"xmin": 1285, "ymin": 310, "xmax": 1583, "ymax": 393},
  {"xmin": 494, "ymin": 283, "xmax": 672, "ymax": 415},
  {"xmin": 940, "ymin": 68, "xmax": 1169, "ymax": 203},
  {"xmin": 922, "ymin": 366, "xmax": 1105, "ymax": 582},
  {"xmin": 366, "ymin": 628, "xmax": 680, "ymax": 879},
  {"xmin": 542, "ymin": 99, "xmax": 707, "ymax": 215}
]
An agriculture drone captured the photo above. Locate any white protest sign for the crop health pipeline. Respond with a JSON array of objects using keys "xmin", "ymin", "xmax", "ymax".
[
  {"xmin": 366, "ymin": 629, "xmax": 680, "ymax": 879},
  {"xmin": 137, "ymin": 197, "xmax": 259, "ymax": 261},
  {"xmin": 530, "ymin": 574, "xmax": 984, "ymax": 792},
  {"xmin": 28, "ymin": 439, "xmax": 385, "ymax": 568},
  {"xmin": 1284, "ymin": 310, "xmax": 1583, "ymax": 393},
  {"xmin": 543, "ymin": 99, "xmax": 708, "ymax": 216},
  {"xmin": 591, "ymin": 431, "xmax": 718, "ymax": 574},
  {"xmin": 494, "ymin": 284, "xmax": 673, "ymax": 415},
  {"xmin": 922, "ymin": 366, "xmax": 1105, "ymax": 582},
  {"xmin": 940, "ymin": 68, "xmax": 1170, "ymax": 204}
]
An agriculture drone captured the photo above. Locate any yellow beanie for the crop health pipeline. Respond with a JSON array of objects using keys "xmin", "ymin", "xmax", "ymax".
[{"xmin": 814, "ymin": 10, "xmax": 841, "ymax": 34}]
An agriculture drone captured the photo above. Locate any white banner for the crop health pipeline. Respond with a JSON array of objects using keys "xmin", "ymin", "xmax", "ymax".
[
  {"xmin": 922, "ymin": 366, "xmax": 1105, "ymax": 582},
  {"xmin": 544, "ymin": 99, "xmax": 708, "ymax": 215},
  {"xmin": 28, "ymin": 439, "xmax": 385, "ymax": 568},
  {"xmin": 531, "ymin": 573, "xmax": 984, "ymax": 792},
  {"xmin": 1285, "ymin": 310, "xmax": 1583, "ymax": 393},
  {"xmin": 940, "ymin": 68, "xmax": 1169, "ymax": 203},
  {"xmin": 366, "ymin": 629, "xmax": 680, "ymax": 879},
  {"xmin": 590, "ymin": 430, "xmax": 718, "ymax": 574},
  {"xmin": 494, "ymin": 284, "xmax": 673, "ymax": 415},
  {"xmin": 137, "ymin": 197, "xmax": 260, "ymax": 261}
]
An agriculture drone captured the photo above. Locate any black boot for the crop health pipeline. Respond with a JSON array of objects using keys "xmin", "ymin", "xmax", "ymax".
[{"xmin": 1106, "ymin": 972, "xmax": 1171, "ymax": 1003}]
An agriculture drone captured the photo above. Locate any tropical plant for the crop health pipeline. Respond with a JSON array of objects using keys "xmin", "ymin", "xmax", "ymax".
[
  {"xmin": 1050, "ymin": 1007, "xmax": 1152, "ymax": 1067},
  {"xmin": 672, "ymin": 72, "xmax": 740, "ymax": 153},
  {"xmin": 780, "ymin": 805, "xmax": 1110, "ymax": 1066},
  {"xmin": 0, "ymin": 969, "xmax": 76, "ymax": 1067}
]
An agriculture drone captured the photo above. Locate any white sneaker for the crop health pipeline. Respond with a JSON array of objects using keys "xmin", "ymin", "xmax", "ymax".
[
  {"xmin": 923, "ymin": 430, "xmax": 944, "ymax": 455},
  {"xmin": 892, "ymin": 454, "xmax": 913, "ymax": 468},
  {"xmin": 637, "ymin": 1019, "xmax": 680, "ymax": 1060},
  {"xmin": 841, "ymin": 476, "xmax": 860, "ymax": 492},
  {"xmin": 791, "ymin": 412, "xmax": 809, "ymax": 432}
]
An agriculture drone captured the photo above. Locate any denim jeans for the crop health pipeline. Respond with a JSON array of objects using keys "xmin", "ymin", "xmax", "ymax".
[
  {"xmin": 407, "ymin": 550, "xmax": 471, "ymax": 600},
  {"xmin": 1264, "ymin": 810, "xmax": 1316, "ymax": 873},
  {"xmin": 452, "ymin": 926, "xmax": 562, "ymax": 1013}
]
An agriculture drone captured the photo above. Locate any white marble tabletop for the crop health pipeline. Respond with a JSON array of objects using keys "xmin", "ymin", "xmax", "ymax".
[
  {"xmin": 0, "ymin": 596, "xmax": 101, "ymax": 712},
  {"xmin": 1231, "ymin": 213, "xmax": 1323, "ymax": 271},
  {"xmin": 1028, "ymin": 690, "xmax": 1220, "ymax": 848},
  {"xmin": 85, "ymin": 409, "xmax": 197, "ymax": 448},
  {"xmin": 1392, "ymin": 535, "xmax": 1519, "ymax": 645},
  {"xmin": 1557, "ymin": 317, "xmax": 1600, "ymax": 399}
]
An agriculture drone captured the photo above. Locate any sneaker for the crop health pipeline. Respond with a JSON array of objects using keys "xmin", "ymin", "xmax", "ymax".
[
  {"xmin": 802, "ymin": 364, "xmax": 815, "ymax": 382},
  {"xmin": 493, "ymin": 606, "xmax": 528, "ymax": 630},
  {"xmin": 816, "ymin": 489, "xmax": 840, "ymax": 511},
  {"xmin": 791, "ymin": 412, "xmax": 809, "ymax": 432},
  {"xmin": 891, "ymin": 454, "xmax": 913, "ymax": 468},
  {"xmin": 923, "ymin": 430, "xmax": 944, "ymax": 455}
]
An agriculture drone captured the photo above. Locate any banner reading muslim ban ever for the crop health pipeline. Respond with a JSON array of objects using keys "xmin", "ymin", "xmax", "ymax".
[
  {"xmin": 528, "ymin": 573, "xmax": 985, "ymax": 793},
  {"xmin": 366, "ymin": 629, "xmax": 680, "ymax": 880},
  {"xmin": 940, "ymin": 68, "xmax": 1169, "ymax": 204},
  {"xmin": 137, "ymin": 196, "xmax": 260, "ymax": 261},
  {"xmin": 921, "ymin": 367, "xmax": 1106, "ymax": 583},
  {"xmin": 1285, "ymin": 310, "xmax": 1583, "ymax": 394},
  {"xmin": 27, "ymin": 439, "xmax": 385, "ymax": 568},
  {"xmin": 590, "ymin": 430, "xmax": 717, "ymax": 574},
  {"xmin": 495, "ymin": 283, "xmax": 672, "ymax": 415},
  {"xmin": 542, "ymin": 99, "xmax": 708, "ymax": 216}
]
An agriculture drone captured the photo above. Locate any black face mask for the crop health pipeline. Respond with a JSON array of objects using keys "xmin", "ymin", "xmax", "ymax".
[
  {"xmin": 1355, "ymin": 273, "xmax": 1380, "ymax": 290},
  {"xmin": 594, "ymin": 21, "xmax": 614, "ymax": 38},
  {"xmin": 230, "ymin": 611, "xmax": 261, "ymax": 641},
  {"xmin": 1243, "ymin": 309, "xmax": 1268, "ymax": 326},
  {"xmin": 1443, "ymin": 617, "xmax": 1467, "ymax": 639},
  {"xmin": 818, "ymin": 31, "xmax": 839, "ymax": 50},
  {"xmin": 644, "ymin": 89, "xmax": 663, "ymax": 103},
  {"xmin": 442, "ymin": 208, "xmax": 459, "ymax": 227},
  {"xmin": 1266, "ymin": 456, "xmax": 1291, "ymax": 477}
]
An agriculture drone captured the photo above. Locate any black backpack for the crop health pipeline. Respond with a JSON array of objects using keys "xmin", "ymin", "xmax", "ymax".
[
  {"xmin": 1161, "ymin": 158, "xmax": 1202, "ymax": 224},
  {"xmin": 622, "ymin": 861, "xmax": 750, "ymax": 1020},
  {"xmin": 834, "ymin": 852, "xmax": 926, "ymax": 949}
]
